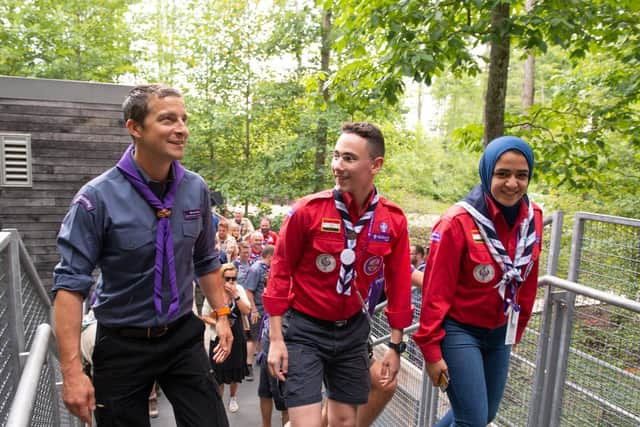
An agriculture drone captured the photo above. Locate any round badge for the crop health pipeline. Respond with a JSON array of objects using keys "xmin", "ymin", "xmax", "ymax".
[
  {"xmin": 340, "ymin": 248, "xmax": 356, "ymax": 266},
  {"xmin": 316, "ymin": 254, "xmax": 337, "ymax": 273},
  {"xmin": 473, "ymin": 264, "xmax": 495, "ymax": 283},
  {"xmin": 363, "ymin": 256, "xmax": 382, "ymax": 276}
]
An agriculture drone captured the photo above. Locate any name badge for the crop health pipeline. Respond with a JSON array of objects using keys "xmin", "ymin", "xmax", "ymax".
[{"xmin": 505, "ymin": 308, "xmax": 519, "ymax": 345}]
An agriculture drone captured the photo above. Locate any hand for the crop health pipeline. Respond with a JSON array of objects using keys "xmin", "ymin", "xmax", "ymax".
[
  {"xmin": 62, "ymin": 369, "xmax": 95, "ymax": 424},
  {"xmin": 199, "ymin": 314, "xmax": 216, "ymax": 327},
  {"xmin": 267, "ymin": 339, "xmax": 288, "ymax": 381},
  {"xmin": 250, "ymin": 310, "xmax": 260, "ymax": 324},
  {"xmin": 223, "ymin": 283, "xmax": 236, "ymax": 295},
  {"xmin": 379, "ymin": 348, "xmax": 401, "ymax": 387},
  {"xmin": 426, "ymin": 359, "xmax": 448, "ymax": 387},
  {"xmin": 213, "ymin": 316, "xmax": 233, "ymax": 363}
]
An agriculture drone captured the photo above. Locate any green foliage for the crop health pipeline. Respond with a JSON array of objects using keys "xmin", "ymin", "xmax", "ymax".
[{"xmin": 0, "ymin": 0, "xmax": 136, "ymax": 81}]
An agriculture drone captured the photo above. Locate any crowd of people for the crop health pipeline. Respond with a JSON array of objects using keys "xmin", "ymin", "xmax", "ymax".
[{"xmin": 52, "ymin": 84, "xmax": 543, "ymax": 427}]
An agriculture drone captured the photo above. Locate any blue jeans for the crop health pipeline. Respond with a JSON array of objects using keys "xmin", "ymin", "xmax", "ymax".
[{"xmin": 435, "ymin": 317, "xmax": 511, "ymax": 427}]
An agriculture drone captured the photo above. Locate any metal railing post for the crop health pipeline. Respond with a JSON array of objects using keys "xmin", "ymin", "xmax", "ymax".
[
  {"xmin": 547, "ymin": 214, "xmax": 585, "ymax": 426},
  {"xmin": 6, "ymin": 229, "xmax": 26, "ymax": 366},
  {"xmin": 528, "ymin": 211, "xmax": 564, "ymax": 427}
]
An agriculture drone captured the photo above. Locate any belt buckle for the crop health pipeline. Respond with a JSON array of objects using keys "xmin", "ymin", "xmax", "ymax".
[
  {"xmin": 334, "ymin": 320, "xmax": 347, "ymax": 328},
  {"xmin": 147, "ymin": 325, "xmax": 169, "ymax": 338}
]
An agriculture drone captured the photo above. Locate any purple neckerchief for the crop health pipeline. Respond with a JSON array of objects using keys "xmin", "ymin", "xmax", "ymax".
[
  {"xmin": 116, "ymin": 144, "xmax": 185, "ymax": 319},
  {"xmin": 367, "ymin": 269, "xmax": 385, "ymax": 316}
]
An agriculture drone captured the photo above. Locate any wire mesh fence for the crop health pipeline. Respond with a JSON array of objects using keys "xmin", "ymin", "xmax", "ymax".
[
  {"xmin": 560, "ymin": 214, "xmax": 640, "ymax": 427},
  {"xmin": 0, "ymin": 240, "xmax": 21, "ymax": 426}
]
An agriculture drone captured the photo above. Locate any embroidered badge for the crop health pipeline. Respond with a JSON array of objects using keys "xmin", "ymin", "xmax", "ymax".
[
  {"xmin": 430, "ymin": 231, "xmax": 441, "ymax": 243},
  {"xmin": 473, "ymin": 264, "xmax": 495, "ymax": 283},
  {"xmin": 364, "ymin": 256, "xmax": 383, "ymax": 276},
  {"xmin": 72, "ymin": 193, "xmax": 95, "ymax": 212},
  {"xmin": 183, "ymin": 209, "xmax": 201, "ymax": 220},
  {"xmin": 471, "ymin": 229, "xmax": 483, "ymax": 242},
  {"xmin": 321, "ymin": 218, "xmax": 341, "ymax": 233},
  {"xmin": 316, "ymin": 253, "xmax": 337, "ymax": 273},
  {"xmin": 371, "ymin": 233, "xmax": 391, "ymax": 242},
  {"xmin": 379, "ymin": 222, "xmax": 389, "ymax": 233}
]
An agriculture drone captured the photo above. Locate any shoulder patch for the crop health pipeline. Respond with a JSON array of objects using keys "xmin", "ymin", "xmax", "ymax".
[{"xmin": 73, "ymin": 193, "xmax": 95, "ymax": 212}]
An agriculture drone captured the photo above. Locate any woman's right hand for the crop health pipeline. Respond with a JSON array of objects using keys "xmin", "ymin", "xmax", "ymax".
[{"xmin": 426, "ymin": 359, "xmax": 448, "ymax": 387}]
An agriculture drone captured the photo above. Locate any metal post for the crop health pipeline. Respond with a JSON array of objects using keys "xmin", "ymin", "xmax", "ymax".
[
  {"xmin": 6, "ymin": 229, "xmax": 26, "ymax": 365},
  {"xmin": 528, "ymin": 211, "xmax": 564, "ymax": 427},
  {"xmin": 547, "ymin": 214, "xmax": 585, "ymax": 426}
]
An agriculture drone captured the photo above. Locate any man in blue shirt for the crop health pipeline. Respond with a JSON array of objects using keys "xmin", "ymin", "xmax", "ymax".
[{"xmin": 52, "ymin": 84, "xmax": 232, "ymax": 426}]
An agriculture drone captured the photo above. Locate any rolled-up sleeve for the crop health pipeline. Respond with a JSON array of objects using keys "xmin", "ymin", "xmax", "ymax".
[{"xmin": 53, "ymin": 189, "xmax": 102, "ymax": 299}]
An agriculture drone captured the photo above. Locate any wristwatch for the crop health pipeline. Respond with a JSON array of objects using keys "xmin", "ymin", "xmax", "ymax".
[{"xmin": 388, "ymin": 341, "xmax": 407, "ymax": 354}]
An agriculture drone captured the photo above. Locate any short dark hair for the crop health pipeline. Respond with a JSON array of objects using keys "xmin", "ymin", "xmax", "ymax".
[
  {"xmin": 341, "ymin": 122, "xmax": 385, "ymax": 158},
  {"xmin": 123, "ymin": 84, "xmax": 182, "ymax": 125},
  {"xmin": 262, "ymin": 245, "xmax": 275, "ymax": 258},
  {"xmin": 414, "ymin": 244, "xmax": 425, "ymax": 257}
]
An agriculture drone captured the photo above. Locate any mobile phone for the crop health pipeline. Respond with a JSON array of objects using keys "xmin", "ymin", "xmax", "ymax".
[{"xmin": 438, "ymin": 371, "xmax": 449, "ymax": 392}]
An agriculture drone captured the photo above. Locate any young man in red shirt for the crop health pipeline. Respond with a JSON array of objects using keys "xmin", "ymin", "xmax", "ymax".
[{"xmin": 263, "ymin": 122, "xmax": 413, "ymax": 427}]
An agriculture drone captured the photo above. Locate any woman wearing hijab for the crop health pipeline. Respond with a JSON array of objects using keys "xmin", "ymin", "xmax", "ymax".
[{"xmin": 414, "ymin": 136, "xmax": 543, "ymax": 426}]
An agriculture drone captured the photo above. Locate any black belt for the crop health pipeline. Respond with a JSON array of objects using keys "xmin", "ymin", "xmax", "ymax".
[
  {"xmin": 102, "ymin": 314, "xmax": 189, "ymax": 339},
  {"xmin": 292, "ymin": 309, "xmax": 362, "ymax": 329}
]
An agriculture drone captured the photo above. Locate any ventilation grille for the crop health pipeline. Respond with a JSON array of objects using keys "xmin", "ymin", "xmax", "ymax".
[{"xmin": 1, "ymin": 134, "xmax": 32, "ymax": 187}]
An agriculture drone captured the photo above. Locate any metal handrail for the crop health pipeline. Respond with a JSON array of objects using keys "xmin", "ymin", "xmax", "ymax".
[
  {"xmin": 6, "ymin": 323, "xmax": 54, "ymax": 427},
  {"xmin": 538, "ymin": 275, "xmax": 640, "ymax": 313}
]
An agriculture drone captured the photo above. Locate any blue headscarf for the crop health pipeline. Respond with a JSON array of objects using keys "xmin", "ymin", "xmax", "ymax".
[{"xmin": 478, "ymin": 136, "xmax": 534, "ymax": 195}]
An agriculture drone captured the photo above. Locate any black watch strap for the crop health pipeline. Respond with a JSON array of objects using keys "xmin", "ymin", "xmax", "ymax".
[{"xmin": 388, "ymin": 341, "xmax": 406, "ymax": 354}]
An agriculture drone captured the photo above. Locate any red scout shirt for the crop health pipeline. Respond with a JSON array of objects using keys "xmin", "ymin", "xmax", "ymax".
[
  {"xmin": 413, "ymin": 196, "xmax": 543, "ymax": 363},
  {"xmin": 262, "ymin": 231, "xmax": 278, "ymax": 246},
  {"xmin": 263, "ymin": 189, "xmax": 414, "ymax": 330}
]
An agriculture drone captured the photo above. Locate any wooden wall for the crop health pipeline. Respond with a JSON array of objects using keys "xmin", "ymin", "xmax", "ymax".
[{"xmin": 0, "ymin": 76, "xmax": 133, "ymax": 290}]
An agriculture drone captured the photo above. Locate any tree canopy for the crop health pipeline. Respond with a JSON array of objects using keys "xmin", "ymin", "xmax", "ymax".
[{"xmin": 1, "ymin": 0, "xmax": 638, "ymax": 217}]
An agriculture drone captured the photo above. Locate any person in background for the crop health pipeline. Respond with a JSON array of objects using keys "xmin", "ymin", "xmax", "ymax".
[
  {"xmin": 249, "ymin": 231, "xmax": 265, "ymax": 265},
  {"xmin": 413, "ymin": 136, "xmax": 543, "ymax": 427},
  {"xmin": 202, "ymin": 263, "xmax": 251, "ymax": 413},
  {"xmin": 234, "ymin": 208, "xmax": 255, "ymax": 241},
  {"xmin": 244, "ymin": 245, "xmax": 275, "ymax": 382},
  {"xmin": 260, "ymin": 217, "xmax": 279, "ymax": 246},
  {"xmin": 410, "ymin": 244, "xmax": 426, "ymax": 272},
  {"xmin": 230, "ymin": 222, "xmax": 242, "ymax": 243}
]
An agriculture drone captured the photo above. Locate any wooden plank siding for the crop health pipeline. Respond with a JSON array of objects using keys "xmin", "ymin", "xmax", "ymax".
[{"xmin": 0, "ymin": 76, "xmax": 133, "ymax": 290}]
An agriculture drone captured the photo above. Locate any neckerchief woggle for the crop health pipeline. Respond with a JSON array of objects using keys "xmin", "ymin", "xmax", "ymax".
[
  {"xmin": 333, "ymin": 187, "xmax": 379, "ymax": 295},
  {"xmin": 116, "ymin": 144, "xmax": 185, "ymax": 319},
  {"xmin": 456, "ymin": 185, "xmax": 536, "ymax": 343}
]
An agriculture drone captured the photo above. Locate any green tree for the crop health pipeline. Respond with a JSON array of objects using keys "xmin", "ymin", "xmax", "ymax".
[{"xmin": 0, "ymin": 0, "xmax": 135, "ymax": 81}]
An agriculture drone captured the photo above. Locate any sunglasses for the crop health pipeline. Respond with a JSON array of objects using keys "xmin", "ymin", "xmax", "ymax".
[{"xmin": 224, "ymin": 276, "xmax": 238, "ymax": 282}]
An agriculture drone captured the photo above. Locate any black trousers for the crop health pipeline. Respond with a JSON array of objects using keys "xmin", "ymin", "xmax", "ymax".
[{"xmin": 93, "ymin": 313, "xmax": 229, "ymax": 427}]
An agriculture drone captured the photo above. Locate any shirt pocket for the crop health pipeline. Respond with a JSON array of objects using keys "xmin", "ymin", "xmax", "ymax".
[
  {"xmin": 112, "ymin": 226, "xmax": 154, "ymax": 251},
  {"xmin": 467, "ymin": 246, "xmax": 499, "ymax": 286},
  {"xmin": 311, "ymin": 237, "xmax": 343, "ymax": 275}
]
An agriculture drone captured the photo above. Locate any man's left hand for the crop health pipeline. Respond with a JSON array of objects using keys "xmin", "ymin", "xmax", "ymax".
[
  {"xmin": 213, "ymin": 316, "xmax": 233, "ymax": 363},
  {"xmin": 379, "ymin": 348, "xmax": 401, "ymax": 387}
]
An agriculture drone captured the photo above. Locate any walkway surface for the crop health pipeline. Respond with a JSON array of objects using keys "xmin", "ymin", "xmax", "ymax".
[{"xmin": 150, "ymin": 365, "xmax": 282, "ymax": 427}]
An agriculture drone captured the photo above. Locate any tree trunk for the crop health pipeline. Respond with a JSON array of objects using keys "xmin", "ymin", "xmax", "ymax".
[
  {"xmin": 522, "ymin": 0, "xmax": 536, "ymax": 113},
  {"xmin": 483, "ymin": 2, "xmax": 511, "ymax": 145},
  {"xmin": 313, "ymin": 8, "xmax": 332, "ymax": 192}
]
